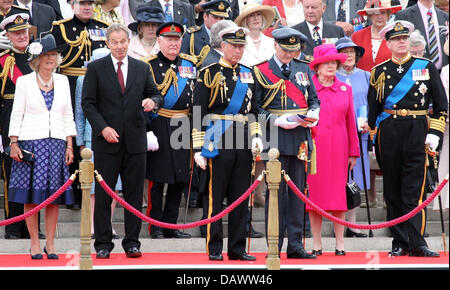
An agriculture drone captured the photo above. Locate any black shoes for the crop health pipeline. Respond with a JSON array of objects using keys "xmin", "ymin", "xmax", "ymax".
[
  {"xmin": 209, "ymin": 253, "xmax": 224, "ymax": 261},
  {"xmin": 96, "ymin": 248, "xmax": 111, "ymax": 259},
  {"xmin": 125, "ymin": 247, "xmax": 142, "ymax": 258},
  {"xmin": 388, "ymin": 247, "xmax": 408, "ymax": 257},
  {"xmin": 44, "ymin": 247, "xmax": 59, "ymax": 259},
  {"xmin": 30, "ymin": 249, "xmax": 43, "ymax": 260},
  {"xmin": 409, "ymin": 246, "xmax": 440, "ymax": 257},
  {"xmin": 163, "ymin": 230, "xmax": 191, "ymax": 239},
  {"xmin": 151, "ymin": 230, "xmax": 164, "ymax": 239},
  {"xmin": 287, "ymin": 248, "xmax": 316, "ymax": 259},
  {"xmin": 311, "ymin": 249, "xmax": 322, "ymax": 256},
  {"xmin": 345, "ymin": 228, "xmax": 368, "ymax": 238},
  {"xmin": 335, "ymin": 249, "xmax": 346, "ymax": 256},
  {"xmin": 228, "ymin": 253, "xmax": 256, "ymax": 261}
]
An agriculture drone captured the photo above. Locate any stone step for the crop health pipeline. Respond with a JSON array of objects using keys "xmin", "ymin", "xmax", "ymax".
[{"xmin": 0, "ymin": 236, "xmax": 448, "ymax": 255}]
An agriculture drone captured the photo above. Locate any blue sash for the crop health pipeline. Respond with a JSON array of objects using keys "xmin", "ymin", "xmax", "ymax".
[
  {"xmin": 201, "ymin": 65, "xmax": 250, "ymax": 158},
  {"xmin": 150, "ymin": 59, "xmax": 194, "ymax": 119},
  {"xmin": 374, "ymin": 58, "xmax": 428, "ymax": 142}
]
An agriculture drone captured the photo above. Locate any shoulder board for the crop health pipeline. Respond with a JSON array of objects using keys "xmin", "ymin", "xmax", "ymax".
[
  {"xmin": 412, "ymin": 55, "xmax": 432, "ymax": 63},
  {"xmin": 186, "ymin": 26, "xmax": 201, "ymax": 33},
  {"xmin": 180, "ymin": 53, "xmax": 197, "ymax": 65},
  {"xmin": 239, "ymin": 63, "xmax": 252, "ymax": 70},
  {"xmin": 12, "ymin": 5, "xmax": 29, "ymax": 11},
  {"xmin": 142, "ymin": 54, "xmax": 158, "ymax": 63},
  {"xmin": 372, "ymin": 59, "xmax": 391, "ymax": 71},
  {"xmin": 0, "ymin": 50, "xmax": 10, "ymax": 58},
  {"xmin": 292, "ymin": 58, "xmax": 309, "ymax": 64},
  {"xmin": 92, "ymin": 17, "xmax": 110, "ymax": 27},
  {"xmin": 199, "ymin": 61, "xmax": 218, "ymax": 72},
  {"xmin": 52, "ymin": 18, "xmax": 71, "ymax": 26}
]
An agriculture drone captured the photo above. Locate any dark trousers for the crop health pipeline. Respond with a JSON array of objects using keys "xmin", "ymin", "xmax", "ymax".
[
  {"xmin": 265, "ymin": 155, "xmax": 307, "ymax": 254},
  {"xmin": 205, "ymin": 149, "xmax": 252, "ymax": 256},
  {"xmin": 149, "ymin": 181, "xmax": 186, "ymax": 235},
  {"xmin": 93, "ymin": 143, "xmax": 145, "ymax": 252},
  {"xmin": 378, "ymin": 118, "xmax": 428, "ymax": 250}
]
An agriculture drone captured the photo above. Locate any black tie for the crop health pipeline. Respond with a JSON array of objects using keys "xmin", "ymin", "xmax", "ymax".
[{"xmin": 281, "ymin": 63, "xmax": 290, "ymax": 79}]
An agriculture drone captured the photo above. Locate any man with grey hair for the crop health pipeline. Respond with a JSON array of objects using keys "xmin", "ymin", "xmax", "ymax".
[
  {"xmin": 409, "ymin": 30, "xmax": 427, "ymax": 57},
  {"xmin": 82, "ymin": 22, "xmax": 163, "ymax": 259},
  {"xmin": 200, "ymin": 19, "xmax": 237, "ymax": 68}
]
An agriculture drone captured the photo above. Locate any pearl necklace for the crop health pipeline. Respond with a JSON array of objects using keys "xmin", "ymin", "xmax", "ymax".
[{"xmin": 37, "ymin": 73, "xmax": 54, "ymax": 88}]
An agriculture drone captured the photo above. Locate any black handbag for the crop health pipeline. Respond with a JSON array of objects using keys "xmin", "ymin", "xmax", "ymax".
[{"xmin": 346, "ymin": 167, "xmax": 361, "ymax": 210}]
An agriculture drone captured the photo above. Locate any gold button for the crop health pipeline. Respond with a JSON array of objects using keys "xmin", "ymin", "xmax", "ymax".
[
  {"xmin": 400, "ymin": 109, "xmax": 408, "ymax": 117},
  {"xmin": 393, "ymin": 104, "xmax": 397, "ymax": 108}
]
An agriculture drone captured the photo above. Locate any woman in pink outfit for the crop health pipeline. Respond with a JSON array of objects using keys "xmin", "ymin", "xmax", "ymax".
[{"xmin": 307, "ymin": 44, "xmax": 360, "ymax": 256}]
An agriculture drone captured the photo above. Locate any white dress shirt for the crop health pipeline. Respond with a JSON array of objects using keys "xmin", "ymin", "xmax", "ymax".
[
  {"xmin": 418, "ymin": 1, "xmax": 442, "ymax": 69},
  {"xmin": 306, "ymin": 19, "xmax": 324, "ymax": 39},
  {"xmin": 111, "ymin": 54, "xmax": 128, "ymax": 86}
]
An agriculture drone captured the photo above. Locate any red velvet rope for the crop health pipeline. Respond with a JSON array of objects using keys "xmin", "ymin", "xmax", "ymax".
[
  {"xmin": 0, "ymin": 175, "xmax": 76, "ymax": 227},
  {"xmin": 286, "ymin": 175, "xmax": 449, "ymax": 230},
  {"xmin": 97, "ymin": 173, "xmax": 262, "ymax": 229}
]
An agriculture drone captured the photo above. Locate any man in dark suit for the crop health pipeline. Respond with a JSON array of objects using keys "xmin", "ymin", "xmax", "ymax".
[
  {"xmin": 395, "ymin": 0, "xmax": 449, "ymax": 70},
  {"xmin": 82, "ymin": 23, "xmax": 163, "ymax": 259},
  {"xmin": 291, "ymin": 0, "xmax": 345, "ymax": 58},
  {"xmin": 322, "ymin": 0, "xmax": 367, "ymax": 36},
  {"xmin": 130, "ymin": 0, "xmax": 195, "ymax": 28},
  {"xmin": 15, "ymin": 0, "xmax": 56, "ymax": 36}
]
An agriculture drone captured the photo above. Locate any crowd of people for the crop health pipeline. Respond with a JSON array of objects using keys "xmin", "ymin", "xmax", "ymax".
[{"xmin": 0, "ymin": 0, "xmax": 448, "ymax": 262}]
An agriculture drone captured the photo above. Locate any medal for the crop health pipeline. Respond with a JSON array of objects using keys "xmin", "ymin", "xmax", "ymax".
[{"xmin": 397, "ymin": 65, "xmax": 404, "ymax": 74}]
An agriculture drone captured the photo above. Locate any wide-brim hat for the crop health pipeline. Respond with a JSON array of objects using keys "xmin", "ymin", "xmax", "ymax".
[
  {"xmin": 26, "ymin": 34, "xmax": 58, "ymax": 61},
  {"xmin": 234, "ymin": 3, "xmax": 275, "ymax": 31},
  {"xmin": 309, "ymin": 44, "xmax": 348, "ymax": 70},
  {"xmin": 335, "ymin": 37, "xmax": 365, "ymax": 58},
  {"xmin": 128, "ymin": 5, "xmax": 165, "ymax": 32},
  {"xmin": 0, "ymin": 13, "xmax": 31, "ymax": 32},
  {"xmin": 357, "ymin": 0, "xmax": 402, "ymax": 17},
  {"xmin": 219, "ymin": 26, "xmax": 249, "ymax": 45},
  {"xmin": 379, "ymin": 20, "xmax": 414, "ymax": 40}
]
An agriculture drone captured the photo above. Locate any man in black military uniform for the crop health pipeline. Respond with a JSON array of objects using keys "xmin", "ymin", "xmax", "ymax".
[
  {"xmin": 192, "ymin": 25, "xmax": 263, "ymax": 261},
  {"xmin": 0, "ymin": 13, "xmax": 32, "ymax": 239},
  {"xmin": 181, "ymin": 0, "xmax": 229, "ymax": 67},
  {"xmin": 144, "ymin": 22, "xmax": 196, "ymax": 240},
  {"xmin": 368, "ymin": 21, "xmax": 447, "ymax": 257},
  {"xmin": 51, "ymin": 0, "xmax": 108, "ymax": 208},
  {"xmin": 254, "ymin": 27, "xmax": 319, "ymax": 259}
]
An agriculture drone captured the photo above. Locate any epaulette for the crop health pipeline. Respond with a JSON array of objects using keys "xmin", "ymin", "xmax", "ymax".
[
  {"xmin": 180, "ymin": 53, "xmax": 198, "ymax": 65},
  {"xmin": 0, "ymin": 50, "xmax": 10, "ymax": 58},
  {"xmin": 238, "ymin": 62, "xmax": 252, "ymax": 70},
  {"xmin": 199, "ymin": 61, "xmax": 218, "ymax": 72},
  {"xmin": 371, "ymin": 58, "xmax": 390, "ymax": 71},
  {"xmin": 142, "ymin": 54, "xmax": 158, "ymax": 63},
  {"xmin": 12, "ymin": 5, "xmax": 29, "ymax": 11},
  {"xmin": 92, "ymin": 17, "xmax": 110, "ymax": 27},
  {"xmin": 186, "ymin": 25, "xmax": 201, "ymax": 33},
  {"xmin": 412, "ymin": 55, "xmax": 432, "ymax": 63},
  {"xmin": 52, "ymin": 18, "xmax": 71, "ymax": 26},
  {"xmin": 293, "ymin": 58, "xmax": 309, "ymax": 64}
]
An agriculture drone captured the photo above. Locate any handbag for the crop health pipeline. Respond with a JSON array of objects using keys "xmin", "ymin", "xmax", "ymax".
[
  {"xmin": 346, "ymin": 167, "xmax": 361, "ymax": 210},
  {"xmin": 4, "ymin": 145, "xmax": 35, "ymax": 162}
]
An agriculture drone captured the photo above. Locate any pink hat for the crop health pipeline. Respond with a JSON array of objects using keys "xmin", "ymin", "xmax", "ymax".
[{"xmin": 309, "ymin": 44, "xmax": 348, "ymax": 71}]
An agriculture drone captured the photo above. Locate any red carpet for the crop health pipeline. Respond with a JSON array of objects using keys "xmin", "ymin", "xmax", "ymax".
[{"xmin": 0, "ymin": 252, "xmax": 448, "ymax": 270}]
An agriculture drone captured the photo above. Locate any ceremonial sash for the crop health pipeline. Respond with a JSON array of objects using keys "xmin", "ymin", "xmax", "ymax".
[
  {"xmin": 374, "ymin": 58, "xmax": 428, "ymax": 143},
  {"xmin": 201, "ymin": 65, "xmax": 250, "ymax": 159},
  {"xmin": 0, "ymin": 53, "xmax": 24, "ymax": 85},
  {"xmin": 258, "ymin": 61, "xmax": 308, "ymax": 109}
]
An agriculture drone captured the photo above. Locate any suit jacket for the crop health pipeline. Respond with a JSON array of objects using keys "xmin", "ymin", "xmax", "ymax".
[
  {"xmin": 34, "ymin": 0, "xmax": 63, "ymax": 20},
  {"xmin": 323, "ymin": 0, "xmax": 367, "ymax": 24},
  {"xmin": 395, "ymin": 4, "xmax": 449, "ymax": 68},
  {"xmin": 82, "ymin": 55, "xmax": 163, "ymax": 154},
  {"xmin": 132, "ymin": 0, "xmax": 195, "ymax": 28},
  {"xmin": 291, "ymin": 20, "xmax": 345, "ymax": 57},
  {"xmin": 351, "ymin": 26, "xmax": 392, "ymax": 72}
]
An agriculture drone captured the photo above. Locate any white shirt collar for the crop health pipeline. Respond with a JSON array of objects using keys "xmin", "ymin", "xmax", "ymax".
[
  {"xmin": 111, "ymin": 54, "xmax": 128, "ymax": 68},
  {"xmin": 306, "ymin": 19, "xmax": 323, "ymax": 37}
]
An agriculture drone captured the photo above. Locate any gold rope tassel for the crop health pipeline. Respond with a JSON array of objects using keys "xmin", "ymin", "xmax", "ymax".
[
  {"xmin": 370, "ymin": 68, "xmax": 385, "ymax": 104},
  {"xmin": 309, "ymin": 140, "xmax": 317, "ymax": 175},
  {"xmin": 203, "ymin": 69, "xmax": 223, "ymax": 108},
  {"xmin": 0, "ymin": 55, "xmax": 15, "ymax": 96}
]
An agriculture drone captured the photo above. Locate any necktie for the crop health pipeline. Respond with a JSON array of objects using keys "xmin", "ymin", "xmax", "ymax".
[
  {"xmin": 281, "ymin": 63, "xmax": 290, "ymax": 79},
  {"xmin": 337, "ymin": 0, "xmax": 346, "ymax": 22},
  {"xmin": 427, "ymin": 10, "xmax": 439, "ymax": 65},
  {"xmin": 164, "ymin": 1, "xmax": 173, "ymax": 22},
  {"xmin": 117, "ymin": 61, "xmax": 125, "ymax": 94},
  {"xmin": 313, "ymin": 26, "xmax": 322, "ymax": 46}
]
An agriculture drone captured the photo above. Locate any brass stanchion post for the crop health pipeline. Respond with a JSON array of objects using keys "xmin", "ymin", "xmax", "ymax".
[
  {"xmin": 266, "ymin": 148, "xmax": 281, "ymax": 270},
  {"xmin": 79, "ymin": 148, "xmax": 94, "ymax": 270}
]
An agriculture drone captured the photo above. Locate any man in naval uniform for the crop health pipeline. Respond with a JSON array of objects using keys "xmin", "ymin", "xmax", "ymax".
[
  {"xmin": 0, "ymin": 0, "xmax": 29, "ymax": 24},
  {"xmin": 0, "ymin": 13, "xmax": 32, "ymax": 239},
  {"xmin": 143, "ymin": 22, "xmax": 196, "ymax": 240},
  {"xmin": 368, "ymin": 20, "xmax": 447, "ymax": 257},
  {"xmin": 51, "ymin": 0, "xmax": 108, "ymax": 208},
  {"xmin": 192, "ymin": 25, "xmax": 263, "ymax": 261},
  {"xmin": 180, "ymin": 0, "xmax": 229, "ymax": 67},
  {"xmin": 253, "ymin": 26, "xmax": 319, "ymax": 259}
]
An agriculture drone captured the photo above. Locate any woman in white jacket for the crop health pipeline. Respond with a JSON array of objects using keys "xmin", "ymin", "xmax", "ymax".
[{"xmin": 8, "ymin": 34, "xmax": 77, "ymax": 260}]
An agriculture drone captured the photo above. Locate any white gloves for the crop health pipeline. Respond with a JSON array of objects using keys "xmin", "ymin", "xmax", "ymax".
[
  {"xmin": 425, "ymin": 133, "xmax": 440, "ymax": 151},
  {"xmin": 0, "ymin": 31, "xmax": 12, "ymax": 50},
  {"xmin": 194, "ymin": 152, "xmax": 207, "ymax": 170},
  {"xmin": 251, "ymin": 137, "xmax": 263, "ymax": 154},
  {"xmin": 146, "ymin": 131, "xmax": 159, "ymax": 151},
  {"xmin": 305, "ymin": 108, "xmax": 320, "ymax": 127},
  {"xmin": 274, "ymin": 114, "xmax": 302, "ymax": 129}
]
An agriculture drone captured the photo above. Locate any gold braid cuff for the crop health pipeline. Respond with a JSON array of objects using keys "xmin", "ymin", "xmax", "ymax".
[
  {"xmin": 249, "ymin": 121, "xmax": 262, "ymax": 136},
  {"xmin": 429, "ymin": 116, "xmax": 447, "ymax": 133},
  {"xmin": 192, "ymin": 128, "xmax": 205, "ymax": 149}
]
